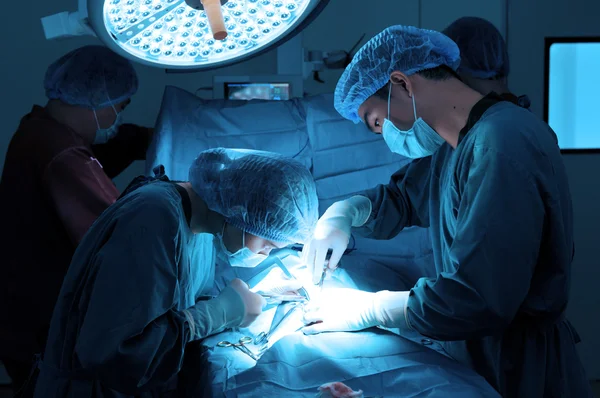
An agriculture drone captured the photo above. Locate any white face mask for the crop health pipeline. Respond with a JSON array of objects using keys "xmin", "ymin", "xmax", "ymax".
[
  {"xmin": 217, "ymin": 223, "xmax": 268, "ymax": 268},
  {"xmin": 382, "ymin": 83, "xmax": 445, "ymax": 158},
  {"xmin": 93, "ymin": 105, "xmax": 122, "ymax": 145}
]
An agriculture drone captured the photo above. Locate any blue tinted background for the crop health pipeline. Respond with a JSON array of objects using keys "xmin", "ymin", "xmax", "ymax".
[{"xmin": 549, "ymin": 42, "xmax": 600, "ymax": 150}]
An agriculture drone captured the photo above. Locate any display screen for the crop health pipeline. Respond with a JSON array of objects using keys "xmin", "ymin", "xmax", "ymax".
[
  {"xmin": 547, "ymin": 40, "xmax": 600, "ymax": 151},
  {"xmin": 225, "ymin": 83, "xmax": 291, "ymax": 101}
]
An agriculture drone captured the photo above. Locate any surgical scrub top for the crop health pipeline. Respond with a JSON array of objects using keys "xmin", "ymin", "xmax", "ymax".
[
  {"xmin": 357, "ymin": 94, "xmax": 593, "ymax": 397},
  {"xmin": 0, "ymin": 105, "xmax": 151, "ymax": 365},
  {"xmin": 34, "ymin": 180, "xmax": 216, "ymax": 397}
]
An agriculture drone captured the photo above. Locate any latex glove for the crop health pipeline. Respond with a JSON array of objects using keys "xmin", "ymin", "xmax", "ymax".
[
  {"xmin": 302, "ymin": 196, "xmax": 372, "ymax": 284},
  {"xmin": 185, "ymin": 278, "xmax": 266, "ymax": 341},
  {"xmin": 302, "ymin": 288, "xmax": 411, "ymax": 335},
  {"xmin": 229, "ymin": 278, "xmax": 267, "ymax": 327}
]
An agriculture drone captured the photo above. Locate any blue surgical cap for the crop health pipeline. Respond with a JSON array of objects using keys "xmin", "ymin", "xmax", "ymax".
[
  {"xmin": 44, "ymin": 45, "xmax": 139, "ymax": 109},
  {"xmin": 189, "ymin": 148, "xmax": 319, "ymax": 245},
  {"xmin": 334, "ymin": 25, "xmax": 461, "ymax": 123},
  {"xmin": 442, "ymin": 17, "xmax": 509, "ymax": 80}
]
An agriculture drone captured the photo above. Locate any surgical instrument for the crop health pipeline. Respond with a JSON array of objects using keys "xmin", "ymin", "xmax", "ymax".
[
  {"xmin": 273, "ymin": 257, "xmax": 310, "ymax": 301},
  {"xmin": 217, "ymin": 336, "xmax": 258, "ymax": 360},
  {"xmin": 254, "ymin": 302, "xmax": 301, "ymax": 346},
  {"xmin": 318, "ymin": 267, "xmax": 327, "ymax": 291},
  {"xmin": 260, "ymin": 293, "xmax": 307, "ymax": 302}
]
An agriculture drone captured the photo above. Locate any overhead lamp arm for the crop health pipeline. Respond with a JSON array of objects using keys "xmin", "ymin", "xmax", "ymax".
[
  {"xmin": 41, "ymin": 11, "xmax": 95, "ymax": 39},
  {"xmin": 40, "ymin": 0, "xmax": 93, "ymax": 40}
]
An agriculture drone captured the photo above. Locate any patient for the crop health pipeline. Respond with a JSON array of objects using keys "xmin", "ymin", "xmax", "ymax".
[{"xmin": 33, "ymin": 148, "xmax": 319, "ymax": 397}]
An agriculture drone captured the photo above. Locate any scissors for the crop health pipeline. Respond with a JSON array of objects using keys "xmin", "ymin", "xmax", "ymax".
[{"xmin": 217, "ymin": 336, "xmax": 258, "ymax": 360}]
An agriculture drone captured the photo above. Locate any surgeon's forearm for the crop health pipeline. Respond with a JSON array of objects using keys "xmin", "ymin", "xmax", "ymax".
[
  {"xmin": 323, "ymin": 196, "xmax": 372, "ymax": 227},
  {"xmin": 374, "ymin": 290, "xmax": 412, "ymax": 330},
  {"xmin": 92, "ymin": 124, "xmax": 152, "ymax": 178},
  {"xmin": 183, "ymin": 286, "xmax": 245, "ymax": 341},
  {"xmin": 352, "ymin": 184, "xmax": 412, "ymax": 239},
  {"xmin": 79, "ymin": 309, "xmax": 203, "ymax": 390},
  {"xmin": 356, "ymin": 158, "xmax": 433, "ymax": 239}
]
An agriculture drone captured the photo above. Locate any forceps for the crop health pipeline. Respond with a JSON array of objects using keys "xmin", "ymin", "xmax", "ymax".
[
  {"xmin": 273, "ymin": 257, "xmax": 310, "ymax": 301},
  {"xmin": 316, "ymin": 249, "xmax": 335, "ymax": 291},
  {"xmin": 254, "ymin": 301, "xmax": 301, "ymax": 346},
  {"xmin": 317, "ymin": 267, "xmax": 327, "ymax": 291},
  {"xmin": 217, "ymin": 336, "xmax": 258, "ymax": 360}
]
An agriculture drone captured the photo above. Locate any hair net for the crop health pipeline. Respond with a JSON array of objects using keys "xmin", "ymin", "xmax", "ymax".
[
  {"xmin": 442, "ymin": 17, "xmax": 509, "ymax": 80},
  {"xmin": 334, "ymin": 25, "xmax": 461, "ymax": 123},
  {"xmin": 44, "ymin": 45, "xmax": 139, "ymax": 109},
  {"xmin": 189, "ymin": 148, "xmax": 319, "ymax": 245}
]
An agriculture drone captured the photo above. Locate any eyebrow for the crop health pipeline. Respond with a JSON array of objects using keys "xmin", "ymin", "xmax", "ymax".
[{"xmin": 363, "ymin": 111, "xmax": 373, "ymax": 132}]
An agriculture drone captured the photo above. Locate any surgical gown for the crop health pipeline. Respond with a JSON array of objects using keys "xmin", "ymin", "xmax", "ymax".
[
  {"xmin": 357, "ymin": 95, "xmax": 593, "ymax": 397},
  {"xmin": 34, "ymin": 181, "xmax": 217, "ymax": 397},
  {"xmin": 0, "ymin": 106, "xmax": 150, "ymax": 379}
]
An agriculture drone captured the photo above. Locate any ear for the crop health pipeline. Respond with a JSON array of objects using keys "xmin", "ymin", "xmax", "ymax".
[{"xmin": 389, "ymin": 71, "xmax": 413, "ymax": 98}]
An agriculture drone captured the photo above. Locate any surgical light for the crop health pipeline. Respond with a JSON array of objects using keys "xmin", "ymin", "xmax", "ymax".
[{"xmin": 41, "ymin": 0, "xmax": 328, "ymax": 70}]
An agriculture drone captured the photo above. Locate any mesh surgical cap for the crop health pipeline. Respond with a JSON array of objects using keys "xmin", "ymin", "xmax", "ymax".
[
  {"xmin": 334, "ymin": 25, "xmax": 461, "ymax": 123},
  {"xmin": 189, "ymin": 148, "xmax": 319, "ymax": 245},
  {"xmin": 44, "ymin": 45, "xmax": 139, "ymax": 109},
  {"xmin": 442, "ymin": 17, "xmax": 509, "ymax": 80}
]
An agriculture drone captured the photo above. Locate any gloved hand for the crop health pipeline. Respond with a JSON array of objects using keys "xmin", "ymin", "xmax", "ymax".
[
  {"xmin": 185, "ymin": 278, "xmax": 266, "ymax": 340},
  {"xmin": 229, "ymin": 278, "xmax": 267, "ymax": 327},
  {"xmin": 302, "ymin": 288, "xmax": 411, "ymax": 335},
  {"xmin": 302, "ymin": 196, "xmax": 372, "ymax": 284},
  {"xmin": 302, "ymin": 288, "xmax": 380, "ymax": 334}
]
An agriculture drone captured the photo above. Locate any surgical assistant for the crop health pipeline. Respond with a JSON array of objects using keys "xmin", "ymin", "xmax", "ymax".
[
  {"xmin": 34, "ymin": 148, "xmax": 318, "ymax": 397},
  {"xmin": 442, "ymin": 16, "xmax": 531, "ymax": 108},
  {"xmin": 302, "ymin": 25, "xmax": 592, "ymax": 397},
  {"xmin": 0, "ymin": 45, "xmax": 152, "ymax": 393}
]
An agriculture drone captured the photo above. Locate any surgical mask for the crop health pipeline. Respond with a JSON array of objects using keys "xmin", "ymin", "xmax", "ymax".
[
  {"xmin": 382, "ymin": 83, "xmax": 445, "ymax": 158},
  {"xmin": 217, "ymin": 223, "xmax": 268, "ymax": 268},
  {"xmin": 93, "ymin": 105, "xmax": 122, "ymax": 145}
]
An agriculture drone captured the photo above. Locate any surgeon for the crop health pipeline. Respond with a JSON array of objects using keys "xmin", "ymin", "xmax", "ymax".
[
  {"xmin": 33, "ymin": 148, "xmax": 319, "ymax": 396},
  {"xmin": 0, "ymin": 45, "xmax": 152, "ymax": 394},
  {"xmin": 301, "ymin": 25, "xmax": 593, "ymax": 397},
  {"xmin": 442, "ymin": 16, "xmax": 530, "ymax": 109}
]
